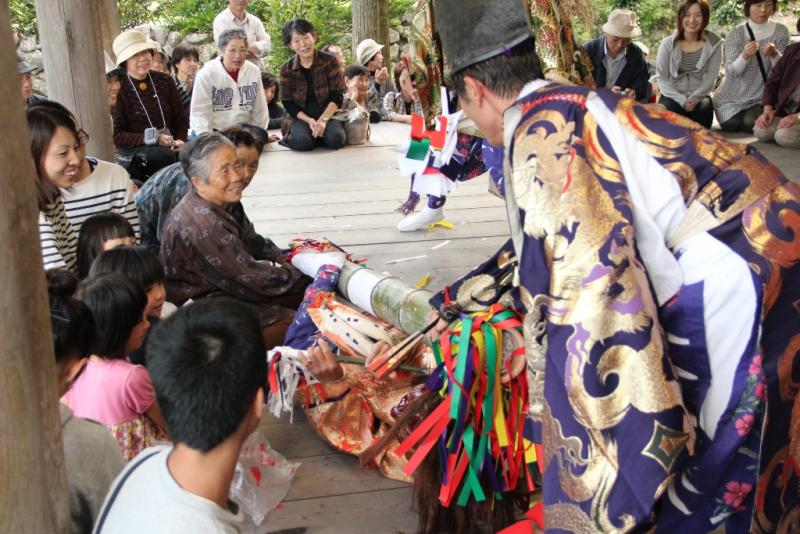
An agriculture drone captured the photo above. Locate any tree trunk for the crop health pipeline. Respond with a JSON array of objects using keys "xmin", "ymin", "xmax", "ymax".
[
  {"xmin": 97, "ymin": 0, "xmax": 121, "ymax": 54},
  {"xmin": 0, "ymin": 3, "xmax": 69, "ymax": 533},
  {"xmin": 35, "ymin": 0, "xmax": 115, "ymax": 161},
  {"xmin": 352, "ymin": 0, "xmax": 391, "ymax": 65}
]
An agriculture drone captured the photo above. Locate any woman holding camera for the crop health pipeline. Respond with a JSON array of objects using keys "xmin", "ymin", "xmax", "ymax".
[{"xmin": 111, "ymin": 30, "xmax": 188, "ymax": 180}]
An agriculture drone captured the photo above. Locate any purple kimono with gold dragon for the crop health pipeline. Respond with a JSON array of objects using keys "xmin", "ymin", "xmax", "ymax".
[{"xmin": 433, "ymin": 83, "xmax": 800, "ymax": 532}]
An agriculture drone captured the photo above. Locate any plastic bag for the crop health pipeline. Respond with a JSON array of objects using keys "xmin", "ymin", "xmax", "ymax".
[{"xmin": 230, "ymin": 432, "xmax": 301, "ymax": 526}]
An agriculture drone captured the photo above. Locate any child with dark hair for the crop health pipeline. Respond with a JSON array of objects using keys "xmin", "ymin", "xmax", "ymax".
[
  {"xmin": 94, "ymin": 298, "xmax": 266, "ymax": 533},
  {"xmin": 89, "ymin": 246, "xmax": 170, "ymax": 320},
  {"xmin": 90, "ymin": 245, "xmax": 175, "ymax": 366},
  {"xmin": 63, "ymin": 273, "xmax": 166, "ymax": 461},
  {"xmin": 76, "ymin": 212, "xmax": 137, "ymax": 279},
  {"xmin": 261, "ymin": 72, "xmax": 285, "ymax": 130},
  {"xmin": 46, "ymin": 269, "xmax": 125, "ymax": 533}
]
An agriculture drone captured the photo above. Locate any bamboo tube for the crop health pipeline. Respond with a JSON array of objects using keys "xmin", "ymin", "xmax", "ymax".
[{"xmin": 337, "ymin": 261, "xmax": 434, "ymax": 334}]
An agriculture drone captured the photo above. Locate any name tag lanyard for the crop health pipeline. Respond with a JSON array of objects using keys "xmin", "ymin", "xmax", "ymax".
[{"xmin": 127, "ymin": 73, "xmax": 168, "ymax": 132}]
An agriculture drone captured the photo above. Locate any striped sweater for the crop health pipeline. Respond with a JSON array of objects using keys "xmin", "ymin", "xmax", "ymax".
[
  {"xmin": 60, "ymin": 158, "xmax": 140, "ymax": 237},
  {"xmin": 39, "ymin": 197, "xmax": 78, "ymax": 271}
]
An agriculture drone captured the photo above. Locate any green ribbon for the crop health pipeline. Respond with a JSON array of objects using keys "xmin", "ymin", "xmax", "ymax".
[
  {"xmin": 406, "ymin": 138, "xmax": 431, "ymax": 161},
  {"xmin": 457, "ymin": 425, "xmax": 487, "ymax": 505},
  {"xmin": 450, "ymin": 316, "xmax": 473, "ymax": 421}
]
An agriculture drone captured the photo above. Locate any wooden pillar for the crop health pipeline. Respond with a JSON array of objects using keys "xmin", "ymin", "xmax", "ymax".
[
  {"xmin": 97, "ymin": 0, "xmax": 121, "ymax": 55},
  {"xmin": 0, "ymin": 3, "xmax": 69, "ymax": 533},
  {"xmin": 35, "ymin": 0, "xmax": 115, "ymax": 161},
  {"xmin": 352, "ymin": 0, "xmax": 391, "ymax": 66}
]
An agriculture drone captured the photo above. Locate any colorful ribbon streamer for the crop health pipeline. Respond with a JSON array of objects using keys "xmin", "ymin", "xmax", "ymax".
[{"xmin": 394, "ymin": 304, "xmax": 535, "ymax": 508}]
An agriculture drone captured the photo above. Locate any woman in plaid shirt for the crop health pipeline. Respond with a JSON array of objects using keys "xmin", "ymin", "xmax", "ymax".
[
  {"xmin": 278, "ymin": 19, "xmax": 347, "ymax": 151},
  {"xmin": 383, "ymin": 62, "xmax": 425, "ymax": 124}
]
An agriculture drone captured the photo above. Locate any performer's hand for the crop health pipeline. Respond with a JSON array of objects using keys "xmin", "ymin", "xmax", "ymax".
[
  {"xmin": 756, "ymin": 108, "xmax": 775, "ymax": 128},
  {"xmin": 742, "ymin": 41, "xmax": 759, "ymax": 60},
  {"xmin": 301, "ymin": 340, "xmax": 344, "ymax": 383},
  {"xmin": 367, "ymin": 340, "xmax": 391, "ymax": 366},
  {"xmin": 623, "ymin": 88, "xmax": 635, "ymax": 99},
  {"xmin": 426, "ymin": 310, "xmax": 450, "ymax": 344},
  {"xmin": 778, "ymin": 114, "xmax": 800, "ymax": 129},
  {"xmin": 611, "ymin": 85, "xmax": 622, "ymax": 94}
]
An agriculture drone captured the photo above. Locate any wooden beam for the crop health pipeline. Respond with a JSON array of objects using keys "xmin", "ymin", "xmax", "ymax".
[
  {"xmin": 0, "ymin": 3, "xmax": 69, "ymax": 533},
  {"xmin": 35, "ymin": 0, "xmax": 115, "ymax": 161},
  {"xmin": 97, "ymin": 0, "xmax": 121, "ymax": 55}
]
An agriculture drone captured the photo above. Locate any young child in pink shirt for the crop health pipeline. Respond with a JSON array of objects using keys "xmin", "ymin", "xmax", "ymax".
[{"xmin": 63, "ymin": 272, "xmax": 166, "ymax": 460}]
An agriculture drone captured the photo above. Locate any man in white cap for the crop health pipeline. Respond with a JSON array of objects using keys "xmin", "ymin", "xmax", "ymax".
[
  {"xmin": 19, "ymin": 61, "xmax": 46, "ymax": 108},
  {"xmin": 213, "ymin": 0, "xmax": 271, "ymax": 66},
  {"xmin": 355, "ymin": 38, "xmax": 394, "ymax": 99},
  {"xmin": 583, "ymin": 8, "xmax": 651, "ymax": 102},
  {"xmin": 420, "ymin": 0, "xmax": 800, "ymax": 532}
]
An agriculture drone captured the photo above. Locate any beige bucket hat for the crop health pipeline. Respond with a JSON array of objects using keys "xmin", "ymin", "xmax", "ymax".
[
  {"xmin": 602, "ymin": 9, "xmax": 642, "ymax": 39},
  {"xmin": 113, "ymin": 30, "xmax": 158, "ymax": 66},
  {"xmin": 355, "ymin": 38, "xmax": 383, "ymax": 66}
]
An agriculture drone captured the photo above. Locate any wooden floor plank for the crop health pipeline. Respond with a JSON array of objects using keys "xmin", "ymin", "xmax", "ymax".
[{"xmin": 261, "ymin": 487, "xmax": 416, "ymax": 534}]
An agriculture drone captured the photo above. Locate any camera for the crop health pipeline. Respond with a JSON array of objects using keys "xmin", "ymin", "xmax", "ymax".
[{"xmin": 144, "ymin": 127, "xmax": 158, "ymax": 146}]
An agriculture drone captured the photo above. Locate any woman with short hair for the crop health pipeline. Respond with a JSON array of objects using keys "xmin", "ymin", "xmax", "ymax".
[
  {"xmin": 111, "ymin": 30, "xmax": 188, "ymax": 179},
  {"xmin": 170, "ymin": 43, "xmax": 200, "ymax": 118},
  {"xmin": 656, "ymin": 0, "xmax": 722, "ymax": 128},
  {"xmin": 190, "ymin": 29, "xmax": 269, "ymax": 146},
  {"xmin": 278, "ymin": 19, "xmax": 346, "ymax": 151},
  {"xmin": 714, "ymin": 0, "xmax": 790, "ymax": 132}
]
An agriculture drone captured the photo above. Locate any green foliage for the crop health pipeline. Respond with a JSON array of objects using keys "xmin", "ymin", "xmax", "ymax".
[
  {"xmin": 248, "ymin": 0, "xmax": 353, "ymax": 73},
  {"xmin": 9, "ymin": 0, "xmax": 37, "ymax": 35}
]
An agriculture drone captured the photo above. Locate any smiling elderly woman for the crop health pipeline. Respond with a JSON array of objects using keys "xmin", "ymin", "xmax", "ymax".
[
  {"xmin": 190, "ymin": 29, "xmax": 270, "ymax": 145},
  {"xmin": 111, "ymin": 30, "xmax": 188, "ymax": 179},
  {"xmin": 160, "ymin": 133, "xmax": 307, "ymax": 348}
]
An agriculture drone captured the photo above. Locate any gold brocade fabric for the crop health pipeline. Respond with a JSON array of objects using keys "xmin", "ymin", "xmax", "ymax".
[{"xmin": 296, "ymin": 365, "xmax": 425, "ymax": 482}]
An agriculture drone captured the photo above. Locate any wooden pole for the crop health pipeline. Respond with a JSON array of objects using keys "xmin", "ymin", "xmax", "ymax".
[
  {"xmin": 97, "ymin": 0, "xmax": 121, "ymax": 55},
  {"xmin": 34, "ymin": 0, "xmax": 115, "ymax": 161},
  {"xmin": 0, "ymin": 3, "xmax": 69, "ymax": 533},
  {"xmin": 352, "ymin": 0, "xmax": 391, "ymax": 66}
]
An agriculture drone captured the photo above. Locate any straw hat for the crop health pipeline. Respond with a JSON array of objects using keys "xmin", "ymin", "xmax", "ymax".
[
  {"xmin": 355, "ymin": 39, "xmax": 383, "ymax": 66},
  {"xmin": 602, "ymin": 9, "xmax": 642, "ymax": 39},
  {"xmin": 113, "ymin": 30, "xmax": 158, "ymax": 66},
  {"xmin": 433, "ymin": 0, "xmax": 532, "ymax": 75}
]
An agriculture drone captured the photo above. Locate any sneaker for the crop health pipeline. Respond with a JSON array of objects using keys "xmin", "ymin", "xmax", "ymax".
[{"xmin": 397, "ymin": 206, "xmax": 444, "ymax": 232}]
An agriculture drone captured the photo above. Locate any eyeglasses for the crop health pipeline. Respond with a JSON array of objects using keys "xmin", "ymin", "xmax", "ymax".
[{"xmin": 77, "ymin": 129, "xmax": 90, "ymax": 146}]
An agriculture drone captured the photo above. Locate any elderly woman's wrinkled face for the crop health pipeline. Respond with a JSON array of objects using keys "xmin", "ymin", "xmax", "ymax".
[
  {"xmin": 126, "ymin": 49, "xmax": 153, "ymax": 79},
  {"xmin": 42, "ymin": 126, "xmax": 82, "ymax": 189},
  {"xmin": 222, "ymin": 38, "xmax": 247, "ymax": 72},
  {"xmin": 236, "ymin": 144, "xmax": 260, "ymax": 187},
  {"xmin": 289, "ymin": 31, "xmax": 317, "ymax": 61},
  {"xmin": 749, "ymin": 0, "xmax": 774, "ymax": 23},
  {"xmin": 193, "ymin": 145, "xmax": 244, "ymax": 207}
]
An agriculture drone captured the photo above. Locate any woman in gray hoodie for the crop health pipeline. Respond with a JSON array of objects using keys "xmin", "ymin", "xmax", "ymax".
[{"xmin": 656, "ymin": 0, "xmax": 722, "ymax": 128}]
